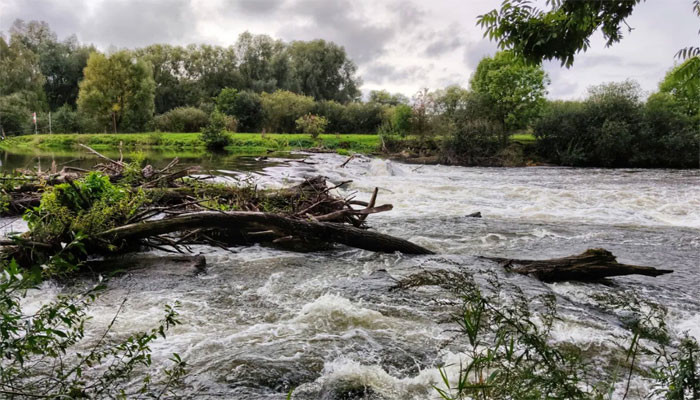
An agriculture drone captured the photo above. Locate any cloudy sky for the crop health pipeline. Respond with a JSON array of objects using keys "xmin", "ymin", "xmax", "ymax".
[{"xmin": 1, "ymin": 0, "xmax": 698, "ymax": 99}]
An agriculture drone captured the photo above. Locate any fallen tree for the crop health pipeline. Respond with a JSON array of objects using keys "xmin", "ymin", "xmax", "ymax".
[
  {"xmin": 0, "ymin": 147, "xmax": 431, "ymax": 274},
  {"xmin": 484, "ymin": 248, "xmax": 673, "ymax": 282}
]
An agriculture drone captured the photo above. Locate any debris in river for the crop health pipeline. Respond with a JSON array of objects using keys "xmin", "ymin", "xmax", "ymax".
[
  {"xmin": 466, "ymin": 211, "xmax": 482, "ymax": 218},
  {"xmin": 0, "ymin": 145, "xmax": 431, "ymax": 273},
  {"xmin": 484, "ymin": 248, "xmax": 673, "ymax": 282}
]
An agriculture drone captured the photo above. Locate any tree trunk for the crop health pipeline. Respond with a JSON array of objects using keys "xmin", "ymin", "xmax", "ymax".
[
  {"xmin": 99, "ymin": 211, "xmax": 434, "ymax": 255},
  {"xmin": 484, "ymin": 248, "xmax": 672, "ymax": 282}
]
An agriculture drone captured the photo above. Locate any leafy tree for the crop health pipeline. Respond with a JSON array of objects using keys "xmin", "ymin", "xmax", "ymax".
[
  {"xmin": 369, "ymin": 90, "xmax": 409, "ymax": 106},
  {"xmin": 235, "ymin": 32, "xmax": 289, "ymax": 93},
  {"xmin": 286, "ymin": 39, "xmax": 361, "ymax": 103},
  {"xmin": 9, "ymin": 20, "xmax": 92, "ymax": 110},
  {"xmin": 411, "ymin": 88, "xmax": 437, "ymax": 138},
  {"xmin": 295, "ymin": 113, "xmax": 328, "ymax": 138},
  {"xmin": 477, "ymin": 0, "xmax": 642, "ymax": 67},
  {"xmin": 136, "ymin": 44, "xmax": 201, "ymax": 113},
  {"xmin": 200, "ymin": 110, "xmax": 231, "ymax": 150},
  {"xmin": 223, "ymin": 90, "xmax": 263, "ymax": 132},
  {"xmin": 476, "ymin": 0, "xmax": 700, "ymax": 87},
  {"xmin": 77, "ymin": 51, "xmax": 155, "ymax": 132},
  {"xmin": 470, "ymin": 51, "xmax": 549, "ymax": 138},
  {"xmin": 0, "ymin": 35, "xmax": 45, "ymax": 106},
  {"xmin": 216, "ymin": 87, "xmax": 239, "ymax": 116},
  {"xmin": 260, "ymin": 90, "xmax": 315, "ymax": 133}
]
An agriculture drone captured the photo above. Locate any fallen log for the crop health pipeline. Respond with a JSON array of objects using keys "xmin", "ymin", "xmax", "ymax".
[
  {"xmin": 485, "ymin": 248, "xmax": 672, "ymax": 282},
  {"xmin": 99, "ymin": 211, "xmax": 434, "ymax": 255}
]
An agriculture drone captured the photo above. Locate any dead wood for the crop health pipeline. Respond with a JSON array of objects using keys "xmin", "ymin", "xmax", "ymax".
[
  {"xmin": 98, "ymin": 211, "xmax": 433, "ymax": 255},
  {"xmin": 485, "ymin": 248, "xmax": 672, "ymax": 282}
]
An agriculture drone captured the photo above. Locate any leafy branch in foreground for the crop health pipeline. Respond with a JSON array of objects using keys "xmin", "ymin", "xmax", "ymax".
[
  {"xmin": 405, "ymin": 271, "xmax": 700, "ymax": 400},
  {"xmin": 0, "ymin": 261, "xmax": 187, "ymax": 399}
]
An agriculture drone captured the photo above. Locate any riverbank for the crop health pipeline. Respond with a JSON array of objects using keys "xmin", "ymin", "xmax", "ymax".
[{"xmin": 0, "ymin": 133, "xmax": 382, "ymax": 155}]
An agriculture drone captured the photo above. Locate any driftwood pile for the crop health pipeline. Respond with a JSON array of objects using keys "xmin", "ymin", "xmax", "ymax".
[{"xmin": 0, "ymin": 145, "xmax": 432, "ymax": 271}]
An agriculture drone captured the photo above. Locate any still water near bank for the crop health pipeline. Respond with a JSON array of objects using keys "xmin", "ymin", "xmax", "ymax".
[{"xmin": 7, "ymin": 149, "xmax": 700, "ymax": 399}]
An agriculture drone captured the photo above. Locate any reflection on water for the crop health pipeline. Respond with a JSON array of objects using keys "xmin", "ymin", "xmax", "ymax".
[
  {"xmin": 9, "ymin": 151, "xmax": 700, "ymax": 399},
  {"xmin": 0, "ymin": 148, "xmax": 302, "ymax": 175}
]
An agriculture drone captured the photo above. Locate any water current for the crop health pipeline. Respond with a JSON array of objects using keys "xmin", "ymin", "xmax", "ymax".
[{"xmin": 10, "ymin": 152, "xmax": 700, "ymax": 399}]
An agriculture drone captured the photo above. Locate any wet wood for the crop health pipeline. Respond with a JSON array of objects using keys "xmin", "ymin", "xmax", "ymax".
[
  {"xmin": 485, "ymin": 248, "xmax": 673, "ymax": 282},
  {"xmin": 99, "ymin": 211, "xmax": 434, "ymax": 255}
]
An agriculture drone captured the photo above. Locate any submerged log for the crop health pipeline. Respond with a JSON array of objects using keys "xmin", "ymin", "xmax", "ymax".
[
  {"xmin": 99, "ymin": 211, "xmax": 434, "ymax": 255},
  {"xmin": 485, "ymin": 248, "xmax": 673, "ymax": 282}
]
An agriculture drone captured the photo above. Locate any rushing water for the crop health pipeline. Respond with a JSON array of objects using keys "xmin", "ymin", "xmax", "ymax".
[{"xmin": 9, "ymin": 152, "xmax": 700, "ymax": 399}]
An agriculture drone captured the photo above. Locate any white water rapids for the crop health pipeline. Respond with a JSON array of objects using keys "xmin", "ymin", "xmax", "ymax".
[{"xmin": 14, "ymin": 153, "xmax": 700, "ymax": 399}]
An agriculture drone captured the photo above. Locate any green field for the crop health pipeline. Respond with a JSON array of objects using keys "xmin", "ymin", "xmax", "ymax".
[
  {"xmin": 510, "ymin": 133, "xmax": 536, "ymax": 143},
  {"xmin": 0, "ymin": 133, "xmax": 382, "ymax": 155}
]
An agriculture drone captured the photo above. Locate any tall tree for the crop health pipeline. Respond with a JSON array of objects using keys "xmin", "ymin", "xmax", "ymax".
[
  {"xmin": 10, "ymin": 20, "xmax": 93, "ymax": 110},
  {"xmin": 286, "ymin": 40, "xmax": 361, "ymax": 103},
  {"xmin": 77, "ymin": 51, "xmax": 155, "ymax": 132},
  {"xmin": 235, "ymin": 32, "xmax": 288, "ymax": 93},
  {"xmin": 470, "ymin": 51, "xmax": 549, "ymax": 135}
]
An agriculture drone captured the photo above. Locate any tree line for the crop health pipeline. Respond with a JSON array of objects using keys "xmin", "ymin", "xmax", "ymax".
[{"xmin": 1, "ymin": 19, "xmax": 698, "ymax": 168}]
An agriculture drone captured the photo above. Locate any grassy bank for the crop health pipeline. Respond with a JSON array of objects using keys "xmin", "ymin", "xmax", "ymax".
[{"xmin": 0, "ymin": 133, "xmax": 382, "ymax": 155}]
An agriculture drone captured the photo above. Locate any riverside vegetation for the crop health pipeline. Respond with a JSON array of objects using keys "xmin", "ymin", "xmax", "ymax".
[{"xmin": 2, "ymin": 20, "xmax": 698, "ymax": 168}]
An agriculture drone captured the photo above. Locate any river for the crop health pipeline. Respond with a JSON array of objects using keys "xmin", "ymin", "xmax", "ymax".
[{"xmin": 8, "ymin": 151, "xmax": 700, "ymax": 399}]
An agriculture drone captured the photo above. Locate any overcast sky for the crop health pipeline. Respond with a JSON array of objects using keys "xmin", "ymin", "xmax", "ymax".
[{"xmin": 1, "ymin": 0, "xmax": 698, "ymax": 99}]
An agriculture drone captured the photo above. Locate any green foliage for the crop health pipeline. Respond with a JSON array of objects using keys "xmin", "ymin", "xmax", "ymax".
[
  {"xmin": 0, "ymin": 262, "xmax": 187, "ymax": 398},
  {"xmin": 477, "ymin": 0, "xmax": 642, "ymax": 67},
  {"xmin": 223, "ymin": 90, "xmax": 263, "ymax": 132},
  {"xmin": 470, "ymin": 51, "xmax": 549, "ymax": 134},
  {"xmin": 23, "ymin": 172, "xmax": 146, "ymax": 246},
  {"xmin": 215, "ymin": 87, "xmax": 239, "ymax": 116},
  {"xmin": 369, "ymin": 90, "xmax": 409, "ymax": 106},
  {"xmin": 660, "ymin": 60, "xmax": 700, "ymax": 118},
  {"xmin": 285, "ymin": 39, "xmax": 361, "ymax": 103},
  {"xmin": 77, "ymin": 51, "xmax": 155, "ymax": 132},
  {"xmin": 261, "ymin": 90, "xmax": 315, "ymax": 133},
  {"xmin": 343, "ymin": 101, "xmax": 385, "ymax": 134},
  {"xmin": 534, "ymin": 80, "xmax": 699, "ymax": 168},
  {"xmin": 51, "ymin": 104, "xmax": 81, "ymax": 133},
  {"xmin": 295, "ymin": 113, "xmax": 328, "ymax": 138},
  {"xmin": 200, "ymin": 110, "xmax": 231, "ymax": 150},
  {"xmin": 153, "ymin": 107, "xmax": 210, "ymax": 133},
  {"xmin": 429, "ymin": 273, "xmax": 700, "ymax": 400}
]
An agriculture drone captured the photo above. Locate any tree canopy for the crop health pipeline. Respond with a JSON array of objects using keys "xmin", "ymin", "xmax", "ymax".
[
  {"xmin": 77, "ymin": 51, "xmax": 155, "ymax": 132},
  {"xmin": 470, "ymin": 51, "xmax": 549, "ymax": 132}
]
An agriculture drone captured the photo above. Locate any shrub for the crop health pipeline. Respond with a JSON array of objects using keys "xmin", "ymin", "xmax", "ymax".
[
  {"xmin": 295, "ymin": 113, "xmax": 328, "ymax": 138},
  {"xmin": 200, "ymin": 110, "xmax": 231, "ymax": 150},
  {"xmin": 441, "ymin": 118, "xmax": 504, "ymax": 165},
  {"xmin": 51, "ymin": 104, "xmax": 80, "ymax": 133},
  {"xmin": 261, "ymin": 90, "xmax": 315, "ymax": 133},
  {"xmin": 153, "ymin": 107, "xmax": 210, "ymax": 133},
  {"xmin": 342, "ymin": 102, "xmax": 384, "ymax": 134},
  {"xmin": 226, "ymin": 90, "xmax": 262, "ymax": 132}
]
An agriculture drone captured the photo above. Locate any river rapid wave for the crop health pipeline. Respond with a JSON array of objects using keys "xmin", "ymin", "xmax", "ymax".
[{"xmin": 13, "ymin": 153, "xmax": 700, "ymax": 399}]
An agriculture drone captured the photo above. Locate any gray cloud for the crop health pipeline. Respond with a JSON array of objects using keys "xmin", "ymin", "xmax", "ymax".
[
  {"xmin": 276, "ymin": 0, "xmax": 399, "ymax": 63},
  {"xmin": 1, "ymin": 0, "xmax": 697, "ymax": 99},
  {"xmin": 83, "ymin": 0, "xmax": 195, "ymax": 48}
]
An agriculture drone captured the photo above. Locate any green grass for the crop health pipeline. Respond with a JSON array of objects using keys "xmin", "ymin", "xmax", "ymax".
[
  {"xmin": 0, "ymin": 132, "xmax": 382, "ymax": 155},
  {"xmin": 510, "ymin": 133, "xmax": 536, "ymax": 143}
]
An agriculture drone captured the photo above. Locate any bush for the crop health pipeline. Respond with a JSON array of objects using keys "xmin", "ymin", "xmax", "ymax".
[
  {"xmin": 261, "ymin": 90, "xmax": 315, "ymax": 133},
  {"xmin": 153, "ymin": 107, "xmax": 210, "ymax": 132},
  {"xmin": 534, "ymin": 80, "xmax": 699, "ymax": 168},
  {"xmin": 441, "ymin": 118, "xmax": 504, "ymax": 165},
  {"xmin": 295, "ymin": 113, "xmax": 328, "ymax": 138},
  {"xmin": 225, "ymin": 90, "xmax": 262, "ymax": 132},
  {"xmin": 51, "ymin": 104, "xmax": 80, "ymax": 133},
  {"xmin": 342, "ymin": 102, "xmax": 384, "ymax": 134},
  {"xmin": 314, "ymin": 100, "xmax": 346, "ymax": 133},
  {"xmin": 200, "ymin": 110, "xmax": 231, "ymax": 150}
]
